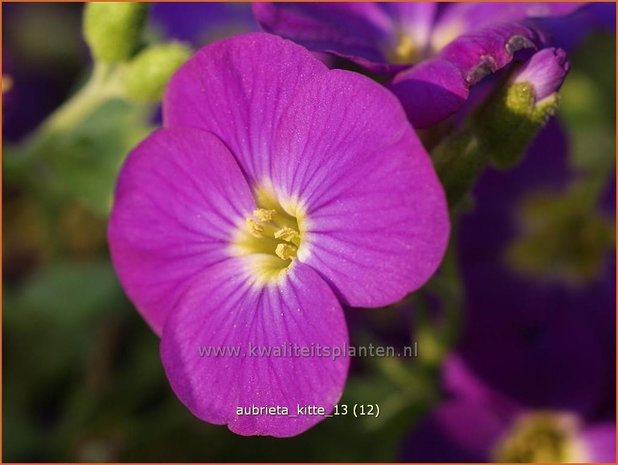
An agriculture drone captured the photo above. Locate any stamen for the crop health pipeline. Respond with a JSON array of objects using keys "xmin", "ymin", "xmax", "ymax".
[
  {"xmin": 275, "ymin": 243, "xmax": 297, "ymax": 260},
  {"xmin": 232, "ymin": 183, "xmax": 308, "ymax": 283},
  {"xmin": 394, "ymin": 34, "xmax": 417, "ymax": 64},
  {"xmin": 253, "ymin": 208, "xmax": 276, "ymax": 222},
  {"xmin": 246, "ymin": 218, "xmax": 265, "ymax": 238},
  {"xmin": 274, "ymin": 226, "xmax": 301, "ymax": 245}
]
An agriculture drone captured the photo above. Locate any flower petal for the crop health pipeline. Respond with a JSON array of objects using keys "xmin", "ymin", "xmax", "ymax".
[
  {"xmin": 392, "ymin": 22, "xmax": 544, "ymax": 127},
  {"xmin": 581, "ymin": 423, "xmax": 616, "ymax": 462},
  {"xmin": 163, "ymin": 32, "xmax": 328, "ymax": 185},
  {"xmin": 440, "ymin": 22, "xmax": 543, "ymax": 84},
  {"xmin": 389, "ymin": 56, "xmax": 468, "ymax": 128},
  {"xmin": 402, "ymin": 398, "xmax": 512, "ymax": 461},
  {"xmin": 432, "ymin": 2, "xmax": 583, "ymax": 51},
  {"xmin": 513, "ymin": 47, "xmax": 569, "ymax": 102},
  {"xmin": 108, "ymin": 128, "xmax": 255, "ymax": 334},
  {"xmin": 384, "ymin": 2, "xmax": 437, "ymax": 47},
  {"xmin": 160, "ymin": 259, "xmax": 349, "ymax": 437},
  {"xmin": 253, "ymin": 3, "xmax": 393, "ymax": 66},
  {"xmin": 270, "ymin": 70, "xmax": 449, "ymax": 307},
  {"xmin": 532, "ymin": 3, "xmax": 616, "ymax": 51}
]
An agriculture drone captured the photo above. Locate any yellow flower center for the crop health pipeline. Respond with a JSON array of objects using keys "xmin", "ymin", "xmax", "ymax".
[
  {"xmin": 493, "ymin": 412, "xmax": 584, "ymax": 462},
  {"xmin": 230, "ymin": 184, "xmax": 308, "ymax": 285},
  {"xmin": 505, "ymin": 186, "xmax": 615, "ymax": 286},
  {"xmin": 388, "ymin": 32, "xmax": 420, "ymax": 65}
]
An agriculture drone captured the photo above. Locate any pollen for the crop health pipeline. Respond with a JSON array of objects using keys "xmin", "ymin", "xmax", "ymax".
[
  {"xmin": 253, "ymin": 208, "xmax": 276, "ymax": 222},
  {"xmin": 274, "ymin": 226, "xmax": 300, "ymax": 245},
  {"xmin": 275, "ymin": 243, "xmax": 297, "ymax": 260},
  {"xmin": 246, "ymin": 218, "xmax": 265, "ymax": 238}
]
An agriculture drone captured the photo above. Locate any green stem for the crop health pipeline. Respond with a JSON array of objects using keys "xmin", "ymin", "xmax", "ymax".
[
  {"xmin": 7, "ymin": 62, "xmax": 125, "ymax": 173},
  {"xmin": 41, "ymin": 62, "xmax": 123, "ymax": 136},
  {"xmin": 432, "ymin": 129, "xmax": 488, "ymax": 209}
]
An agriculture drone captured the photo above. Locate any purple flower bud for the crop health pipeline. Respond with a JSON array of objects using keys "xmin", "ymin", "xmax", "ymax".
[{"xmin": 514, "ymin": 47, "xmax": 570, "ymax": 102}]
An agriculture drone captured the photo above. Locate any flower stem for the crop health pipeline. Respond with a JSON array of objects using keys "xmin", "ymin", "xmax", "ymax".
[
  {"xmin": 432, "ymin": 130, "xmax": 488, "ymax": 208},
  {"xmin": 42, "ymin": 62, "xmax": 123, "ymax": 135},
  {"xmin": 4, "ymin": 62, "xmax": 126, "ymax": 184}
]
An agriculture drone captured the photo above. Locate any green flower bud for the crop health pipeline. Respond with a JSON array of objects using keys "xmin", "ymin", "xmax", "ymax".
[
  {"xmin": 476, "ymin": 48, "xmax": 568, "ymax": 169},
  {"xmin": 124, "ymin": 42, "xmax": 191, "ymax": 103},
  {"xmin": 83, "ymin": 2, "xmax": 148, "ymax": 63},
  {"xmin": 430, "ymin": 48, "xmax": 568, "ymax": 208},
  {"xmin": 475, "ymin": 81, "xmax": 560, "ymax": 169}
]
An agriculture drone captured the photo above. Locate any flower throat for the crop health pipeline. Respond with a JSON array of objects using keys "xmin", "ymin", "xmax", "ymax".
[
  {"xmin": 246, "ymin": 207, "xmax": 301, "ymax": 260},
  {"xmin": 232, "ymin": 185, "xmax": 306, "ymax": 283}
]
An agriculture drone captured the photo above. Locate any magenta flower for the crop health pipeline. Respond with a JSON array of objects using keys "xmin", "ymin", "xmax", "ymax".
[
  {"xmin": 108, "ymin": 33, "xmax": 449, "ymax": 437},
  {"xmin": 254, "ymin": 2, "xmax": 583, "ymax": 127}
]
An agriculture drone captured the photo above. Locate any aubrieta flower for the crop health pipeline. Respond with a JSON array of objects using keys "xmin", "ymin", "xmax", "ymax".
[
  {"xmin": 402, "ymin": 356, "xmax": 616, "ymax": 462},
  {"xmin": 108, "ymin": 33, "xmax": 449, "ymax": 437},
  {"xmin": 254, "ymin": 2, "xmax": 583, "ymax": 127}
]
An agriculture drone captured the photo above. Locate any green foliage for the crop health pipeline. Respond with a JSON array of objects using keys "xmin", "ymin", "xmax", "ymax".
[
  {"xmin": 432, "ymin": 78, "xmax": 560, "ymax": 207},
  {"xmin": 83, "ymin": 2, "xmax": 148, "ymax": 62},
  {"xmin": 125, "ymin": 42, "xmax": 191, "ymax": 102},
  {"xmin": 45, "ymin": 99, "xmax": 152, "ymax": 216},
  {"xmin": 3, "ymin": 260, "xmax": 131, "ymax": 460},
  {"xmin": 477, "ymin": 82, "xmax": 560, "ymax": 169},
  {"xmin": 560, "ymin": 33, "xmax": 616, "ymax": 175}
]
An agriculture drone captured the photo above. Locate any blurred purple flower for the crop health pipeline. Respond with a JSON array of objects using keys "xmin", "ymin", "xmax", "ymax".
[
  {"xmin": 456, "ymin": 119, "xmax": 615, "ymax": 415},
  {"xmin": 254, "ymin": 2, "xmax": 584, "ymax": 127},
  {"xmin": 149, "ymin": 2, "xmax": 256, "ymax": 46},
  {"xmin": 402, "ymin": 355, "xmax": 616, "ymax": 462},
  {"xmin": 534, "ymin": 2, "xmax": 616, "ymax": 51},
  {"xmin": 402, "ymin": 119, "xmax": 615, "ymax": 461},
  {"xmin": 108, "ymin": 33, "xmax": 449, "ymax": 437}
]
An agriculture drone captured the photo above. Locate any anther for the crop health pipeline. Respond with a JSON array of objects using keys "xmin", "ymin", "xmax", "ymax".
[
  {"xmin": 275, "ymin": 243, "xmax": 297, "ymax": 260},
  {"xmin": 253, "ymin": 208, "xmax": 276, "ymax": 222},
  {"xmin": 274, "ymin": 226, "xmax": 301, "ymax": 245},
  {"xmin": 246, "ymin": 218, "xmax": 265, "ymax": 238}
]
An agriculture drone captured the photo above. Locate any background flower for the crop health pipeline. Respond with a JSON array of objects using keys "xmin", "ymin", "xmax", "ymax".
[
  {"xmin": 254, "ymin": 2, "xmax": 586, "ymax": 127},
  {"xmin": 402, "ymin": 355, "xmax": 616, "ymax": 462},
  {"xmin": 456, "ymin": 119, "xmax": 615, "ymax": 415},
  {"xmin": 401, "ymin": 106, "xmax": 615, "ymax": 462}
]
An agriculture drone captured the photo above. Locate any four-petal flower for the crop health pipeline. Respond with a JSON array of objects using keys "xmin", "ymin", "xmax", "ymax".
[{"xmin": 108, "ymin": 33, "xmax": 449, "ymax": 437}]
